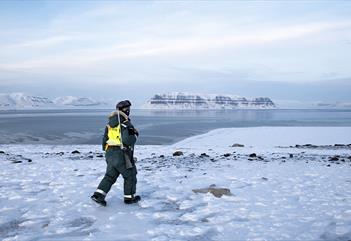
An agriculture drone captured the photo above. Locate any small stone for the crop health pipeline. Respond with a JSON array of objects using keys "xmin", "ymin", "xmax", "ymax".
[
  {"xmin": 289, "ymin": 154, "xmax": 294, "ymax": 158},
  {"xmin": 71, "ymin": 150, "xmax": 80, "ymax": 154},
  {"xmin": 27, "ymin": 159, "xmax": 32, "ymax": 163},
  {"xmin": 329, "ymin": 156, "xmax": 339, "ymax": 161},
  {"xmin": 96, "ymin": 154, "xmax": 104, "ymax": 158},
  {"xmin": 249, "ymin": 153, "xmax": 257, "ymax": 158},
  {"xmin": 159, "ymin": 155, "xmax": 165, "ymax": 158},
  {"xmin": 74, "ymin": 169, "xmax": 78, "ymax": 171},
  {"xmin": 258, "ymin": 156, "xmax": 264, "ymax": 160},
  {"xmin": 327, "ymin": 164, "xmax": 331, "ymax": 167},
  {"xmin": 0, "ymin": 151, "xmax": 5, "ymax": 154},
  {"xmin": 88, "ymin": 155, "xmax": 94, "ymax": 159},
  {"xmin": 295, "ymin": 145, "xmax": 301, "ymax": 148},
  {"xmin": 57, "ymin": 152, "xmax": 64, "ymax": 156},
  {"xmin": 261, "ymin": 177, "xmax": 268, "ymax": 181},
  {"xmin": 223, "ymin": 153, "xmax": 231, "ymax": 157},
  {"xmin": 231, "ymin": 143, "xmax": 245, "ymax": 147},
  {"xmin": 192, "ymin": 184, "xmax": 233, "ymax": 198},
  {"xmin": 200, "ymin": 153, "xmax": 209, "ymax": 158},
  {"xmin": 12, "ymin": 160, "xmax": 22, "ymax": 164},
  {"xmin": 334, "ymin": 144, "xmax": 345, "ymax": 147},
  {"xmin": 173, "ymin": 151, "xmax": 183, "ymax": 156}
]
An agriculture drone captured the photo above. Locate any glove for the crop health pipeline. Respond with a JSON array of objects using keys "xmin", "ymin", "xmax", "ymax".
[{"xmin": 128, "ymin": 127, "xmax": 139, "ymax": 137}]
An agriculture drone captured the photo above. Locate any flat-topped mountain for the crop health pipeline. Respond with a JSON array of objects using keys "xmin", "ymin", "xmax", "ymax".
[{"xmin": 142, "ymin": 92, "xmax": 276, "ymax": 109}]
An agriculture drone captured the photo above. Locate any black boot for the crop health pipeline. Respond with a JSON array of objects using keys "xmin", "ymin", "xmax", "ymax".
[
  {"xmin": 91, "ymin": 192, "xmax": 107, "ymax": 206},
  {"xmin": 124, "ymin": 195, "xmax": 141, "ymax": 204}
]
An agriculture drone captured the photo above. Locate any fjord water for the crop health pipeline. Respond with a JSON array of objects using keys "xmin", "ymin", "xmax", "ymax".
[{"xmin": 0, "ymin": 109, "xmax": 350, "ymax": 145}]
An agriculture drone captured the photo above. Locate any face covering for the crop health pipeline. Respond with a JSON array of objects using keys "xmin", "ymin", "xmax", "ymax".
[{"xmin": 122, "ymin": 107, "xmax": 130, "ymax": 116}]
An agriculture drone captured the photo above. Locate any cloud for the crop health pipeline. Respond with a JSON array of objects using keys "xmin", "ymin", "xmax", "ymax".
[
  {"xmin": 4, "ymin": 35, "xmax": 79, "ymax": 49},
  {"xmin": 1, "ymin": 20, "xmax": 350, "ymax": 72}
]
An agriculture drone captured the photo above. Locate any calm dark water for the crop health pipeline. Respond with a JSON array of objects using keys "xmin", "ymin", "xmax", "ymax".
[{"xmin": 0, "ymin": 109, "xmax": 350, "ymax": 145}]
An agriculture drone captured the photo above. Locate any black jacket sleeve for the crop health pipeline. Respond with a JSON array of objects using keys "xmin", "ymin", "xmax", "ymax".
[{"xmin": 121, "ymin": 121, "xmax": 138, "ymax": 147}]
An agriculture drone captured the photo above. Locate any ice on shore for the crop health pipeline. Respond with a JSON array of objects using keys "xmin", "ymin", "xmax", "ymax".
[{"xmin": 0, "ymin": 127, "xmax": 351, "ymax": 241}]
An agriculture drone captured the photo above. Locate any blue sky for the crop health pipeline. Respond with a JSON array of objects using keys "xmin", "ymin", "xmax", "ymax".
[{"xmin": 0, "ymin": 1, "xmax": 350, "ymax": 106}]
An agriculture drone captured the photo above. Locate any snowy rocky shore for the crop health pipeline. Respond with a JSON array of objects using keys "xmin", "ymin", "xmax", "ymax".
[{"xmin": 1, "ymin": 127, "xmax": 351, "ymax": 241}]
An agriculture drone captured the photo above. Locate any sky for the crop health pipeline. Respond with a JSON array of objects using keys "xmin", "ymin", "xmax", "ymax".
[{"xmin": 0, "ymin": 1, "xmax": 351, "ymax": 107}]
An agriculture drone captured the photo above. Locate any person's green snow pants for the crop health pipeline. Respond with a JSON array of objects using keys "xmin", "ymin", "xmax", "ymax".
[{"xmin": 97, "ymin": 147, "xmax": 137, "ymax": 196}]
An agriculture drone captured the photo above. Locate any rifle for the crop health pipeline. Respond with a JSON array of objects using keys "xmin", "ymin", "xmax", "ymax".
[{"xmin": 117, "ymin": 110, "xmax": 133, "ymax": 169}]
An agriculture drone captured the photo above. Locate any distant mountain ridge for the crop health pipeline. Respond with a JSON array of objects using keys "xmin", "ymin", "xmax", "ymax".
[
  {"xmin": 142, "ymin": 92, "xmax": 276, "ymax": 109},
  {"xmin": 0, "ymin": 93, "xmax": 107, "ymax": 109}
]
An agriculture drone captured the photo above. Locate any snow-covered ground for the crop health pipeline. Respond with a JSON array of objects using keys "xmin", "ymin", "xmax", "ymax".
[{"xmin": 1, "ymin": 127, "xmax": 351, "ymax": 241}]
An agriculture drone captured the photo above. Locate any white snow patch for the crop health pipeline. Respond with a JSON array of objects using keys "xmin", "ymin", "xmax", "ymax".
[{"xmin": 0, "ymin": 127, "xmax": 350, "ymax": 240}]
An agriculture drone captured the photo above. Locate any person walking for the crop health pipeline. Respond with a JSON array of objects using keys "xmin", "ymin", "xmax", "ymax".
[{"xmin": 91, "ymin": 100, "xmax": 140, "ymax": 206}]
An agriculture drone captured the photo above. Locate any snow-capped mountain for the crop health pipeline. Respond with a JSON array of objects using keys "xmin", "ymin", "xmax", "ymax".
[
  {"xmin": 0, "ymin": 93, "xmax": 54, "ymax": 109},
  {"xmin": 53, "ymin": 96, "xmax": 105, "ymax": 107},
  {"xmin": 0, "ymin": 93, "xmax": 107, "ymax": 109},
  {"xmin": 142, "ymin": 92, "xmax": 276, "ymax": 109}
]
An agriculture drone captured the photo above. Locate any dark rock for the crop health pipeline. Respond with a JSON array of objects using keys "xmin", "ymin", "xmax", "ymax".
[
  {"xmin": 223, "ymin": 153, "xmax": 231, "ymax": 157},
  {"xmin": 0, "ymin": 151, "xmax": 5, "ymax": 154},
  {"xmin": 173, "ymin": 151, "xmax": 184, "ymax": 156},
  {"xmin": 281, "ymin": 156, "xmax": 286, "ymax": 159},
  {"xmin": 249, "ymin": 153, "xmax": 257, "ymax": 158},
  {"xmin": 231, "ymin": 143, "xmax": 245, "ymax": 147},
  {"xmin": 348, "ymin": 156, "xmax": 351, "ymax": 160},
  {"xmin": 74, "ymin": 169, "xmax": 78, "ymax": 172},
  {"xmin": 261, "ymin": 177, "xmax": 268, "ymax": 181},
  {"xmin": 334, "ymin": 144, "xmax": 346, "ymax": 147},
  {"xmin": 159, "ymin": 155, "xmax": 165, "ymax": 158},
  {"xmin": 341, "ymin": 159, "xmax": 345, "ymax": 162},
  {"xmin": 151, "ymin": 153, "xmax": 156, "ymax": 156},
  {"xmin": 57, "ymin": 152, "xmax": 64, "ymax": 156},
  {"xmin": 96, "ymin": 154, "xmax": 104, "ymax": 158},
  {"xmin": 289, "ymin": 154, "xmax": 294, "ymax": 158},
  {"xmin": 71, "ymin": 150, "xmax": 80, "ymax": 154},
  {"xmin": 200, "ymin": 153, "xmax": 209, "ymax": 158},
  {"xmin": 329, "ymin": 156, "xmax": 339, "ymax": 161},
  {"xmin": 295, "ymin": 145, "xmax": 301, "ymax": 148},
  {"xmin": 27, "ymin": 159, "xmax": 32, "ymax": 163},
  {"xmin": 327, "ymin": 164, "xmax": 331, "ymax": 167},
  {"xmin": 12, "ymin": 160, "xmax": 22, "ymax": 164},
  {"xmin": 88, "ymin": 155, "xmax": 94, "ymax": 159},
  {"xmin": 258, "ymin": 156, "xmax": 264, "ymax": 160}
]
